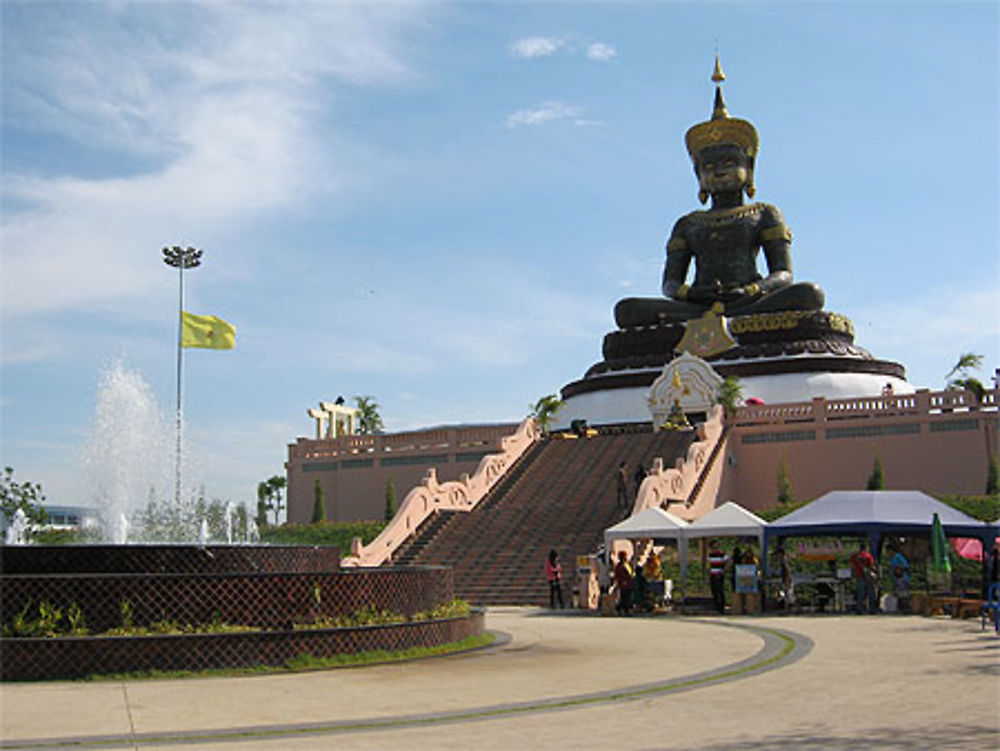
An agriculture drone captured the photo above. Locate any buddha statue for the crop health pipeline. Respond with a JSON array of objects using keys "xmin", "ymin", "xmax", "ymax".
[
  {"xmin": 614, "ymin": 58, "xmax": 824, "ymax": 329},
  {"xmin": 663, "ymin": 398, "xmax": 692, "ymax": 431}
]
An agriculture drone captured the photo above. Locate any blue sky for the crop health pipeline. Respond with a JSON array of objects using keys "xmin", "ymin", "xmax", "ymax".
[{"xmin": 2, "ymin": 1, "xmax": 998, "ymax": 510}]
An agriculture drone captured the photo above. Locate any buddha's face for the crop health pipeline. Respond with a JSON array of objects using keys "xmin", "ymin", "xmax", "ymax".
[{"xmin": 696, "ymin": 145, "xmax": 749, "ymax": 195}]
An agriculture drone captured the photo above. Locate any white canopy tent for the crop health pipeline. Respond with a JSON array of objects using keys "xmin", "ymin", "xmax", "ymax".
[
  {"xmin": 604, "ymin": 506, "xmax": 690, "ymax": 581},
  {"xmin": 685, "ymin": 501, "xmax": 767, "ymax": 549},
  {"xmin": 684, "ymin": 502, "xmax": 769, "ymax": 592},
  {"xmin": 604, "ymin": 506, "xmax": 689, "ymax": 545}
]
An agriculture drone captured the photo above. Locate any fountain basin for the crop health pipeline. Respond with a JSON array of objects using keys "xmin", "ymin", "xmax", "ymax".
[{"xmin": 1, "ymin": 545, "xmax": 482, "ymax": 680}]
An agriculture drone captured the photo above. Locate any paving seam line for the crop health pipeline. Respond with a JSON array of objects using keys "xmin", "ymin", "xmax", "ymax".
[{"xmin": 0, "ymin": 621, "xmax": 813, "ymax": 750}]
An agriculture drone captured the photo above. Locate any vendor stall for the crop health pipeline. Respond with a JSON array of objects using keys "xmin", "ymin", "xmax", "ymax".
[
  {"xmin": 686, "ymin": 502, "xmax": 769, "ymax": 612},
  {"xmin": 764, "ymin": 490, "xmax": 992, "ymax": 608},
  {"xmin": 604, "ymin": 507, "xmax": 689, "ymax": 605}
]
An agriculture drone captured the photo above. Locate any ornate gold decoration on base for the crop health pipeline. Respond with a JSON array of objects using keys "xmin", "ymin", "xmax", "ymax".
[
  {"xmin": 676, "ymin": 303, "xmax": 738, "ymax": 358},
  {"xmin": 728, "ymin": 310, "xmax": 854, "ymax": 337}
]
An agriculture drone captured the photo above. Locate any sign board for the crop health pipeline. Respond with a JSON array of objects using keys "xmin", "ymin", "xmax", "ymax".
[{"xmin": 735, "ymin": 564, "xmax": 759, "ymax": 594}]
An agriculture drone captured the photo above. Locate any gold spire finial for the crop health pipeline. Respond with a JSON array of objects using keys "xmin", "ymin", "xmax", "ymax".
[{"xmin": 711, "ymin": 54, "xmax": 725, "ymax": 83}]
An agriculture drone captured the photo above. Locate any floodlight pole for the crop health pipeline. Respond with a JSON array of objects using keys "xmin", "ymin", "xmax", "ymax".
[{"xmin": 162, "ymin": 246, "xmax": 203, "ymax": 507}]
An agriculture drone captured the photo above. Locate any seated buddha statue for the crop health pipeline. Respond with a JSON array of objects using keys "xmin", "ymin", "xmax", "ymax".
[{"xmin": 615, "ymin": 60, "xmax": 824, "ymax": 329}]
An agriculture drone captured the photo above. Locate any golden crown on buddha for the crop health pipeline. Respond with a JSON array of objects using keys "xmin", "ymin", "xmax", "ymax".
[{"xmin": 684, "ymin": 56, "xmax": 759, "ymax": 199}]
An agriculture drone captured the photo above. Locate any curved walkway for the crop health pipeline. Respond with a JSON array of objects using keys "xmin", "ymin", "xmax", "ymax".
[{"xmin": 1, "ymin": 608, "xmax": 997, "ymax": 750}]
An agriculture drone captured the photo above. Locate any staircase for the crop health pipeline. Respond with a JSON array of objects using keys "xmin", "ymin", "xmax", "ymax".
[{"xmin": 395, "ymin": 428, "xmax": 697, "ymax": 605}]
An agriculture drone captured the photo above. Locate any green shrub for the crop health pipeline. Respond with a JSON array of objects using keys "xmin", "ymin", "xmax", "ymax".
[
  {"xmin": 260, "ymin": 520, "xmax": 386, "ymax": 550},
  {"xmin": 311, "ymin": 479, "xmax": 326, "ymax": 523},
  {"xmin": 776, "ymin": 458, "xmax": 793, "ymax": 505},
  {"xmin": 935, "ymin": 494, "xmax": 1000, "ymax": 522},
  {"xmin": 295, "ymin": 599, "xmax": 471, "ymax": 630},
  {"xmin": 384, "ymin": 477, "xmax": 397, "ymax": 521},
  {"xmin": 867, "ymin": 457, "xmax": 885, "ymax": 490}
]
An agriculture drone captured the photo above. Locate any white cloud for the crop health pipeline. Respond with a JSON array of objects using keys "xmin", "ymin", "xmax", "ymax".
[
  {"xmin": 505, "ymin": 101, "xmax": 583, "ymax": 128},
  {"xmin": 586, "ymin": 42, "xmax": 617, "ymax": 61},
  {"xmin": 1, "ymin": 3, "xmax": 427, "ymax": 320},
  {"xmin": 851, "ymin": 284, "xmax": 1000, "ymax": 389},
  {"xmin": 510, "ymin": 36, "xmax": 565, "ymax": 59}
]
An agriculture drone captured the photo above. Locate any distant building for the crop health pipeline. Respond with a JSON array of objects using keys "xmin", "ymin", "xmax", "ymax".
[
  {"xmin": 41, "ymin": 505, "xmax": 98, "ymax": 530},
  {"xmin": 1, "ymin": 504, "xmax": 98, "ymax": 538}
]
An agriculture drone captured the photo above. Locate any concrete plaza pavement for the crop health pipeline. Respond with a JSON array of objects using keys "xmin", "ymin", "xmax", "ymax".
[{"xmin": 1, "ymin": 607, "xmax": 997, "ymax": 750}]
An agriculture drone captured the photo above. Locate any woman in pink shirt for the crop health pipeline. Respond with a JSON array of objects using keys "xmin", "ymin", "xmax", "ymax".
[{"xmin": 546, "ymin": 549, "xmax": 565, "ymax": 609}]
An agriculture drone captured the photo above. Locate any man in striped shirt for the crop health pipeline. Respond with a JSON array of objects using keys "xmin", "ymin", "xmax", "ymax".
[{"xmin": 708, "ymin": 540, "xmax": 729, "ymax": 614}]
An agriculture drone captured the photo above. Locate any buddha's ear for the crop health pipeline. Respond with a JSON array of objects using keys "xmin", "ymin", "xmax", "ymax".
[
  {"xmin": 698, "ymin": 189, "xmax": 710, "ymax": 204},
  {"xmin": 744, "ymin": 158, "xmax": 756, "ymax": 199}
]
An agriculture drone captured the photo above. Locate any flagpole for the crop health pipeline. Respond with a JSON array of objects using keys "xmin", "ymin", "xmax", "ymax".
[
  {"xmin": 175, "ymin": 260, "xmax": 184, "ymax": 507},
  {"xmin": 162, "ymin": 246, "xmax": 203, "ymax": 508}
]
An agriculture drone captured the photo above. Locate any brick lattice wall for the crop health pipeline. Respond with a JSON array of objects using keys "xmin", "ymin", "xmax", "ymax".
[
  {"xmin": 1, "ymin": 545, "xmax": 480, "ymax": 680},
  {"xmin": 2, "ymin": 612, "xmax": 485, "ymax": 681}
]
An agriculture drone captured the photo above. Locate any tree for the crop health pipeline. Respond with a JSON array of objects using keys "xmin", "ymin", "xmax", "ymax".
[
  {"xmin": 950, "ymin": 377, "xmax": 986, "ymax": 402},
  {"xmin": 715, "ymin": 376, "xmax": 743, "ymax": 419},
  {"xmin": 0, "ymin": 467, "xmax": 48, "ymax": 527},
  {"xmin": 255, "ymin": 483, "xmax": 270, "ymax": 528},
  {"xmin": 946, "ymin": 352, "xmax": 986, "ymax": 401},
  {"xmin": 354, "ymin": 395, "xmax": 385, "ymax": 435},
  {"xmin": 257, "ymin": 475, "xmax": 287, "ymax": 525},
  {"xmin": 776, "ymin": 457, "xmax": 793, "ymax": 505},
  {"xmin": 946, "ymin": 352, "xmax": 984, "ymax": 381},
  {"xmin": 867, "ymin": 457, "xmax": 885, "ymax": 490},
  {"xmin": 384, "ymin": 477, "xmax": 397, "ymax": 521},
  {"xmin": 987, "ymin": 454, "xmax": 999, "ymax": 496},
  {"xmin": 311, "ymin": 479, "xmax": 326, "ymax": 523},
  {"xmin": 530, "ymin": 394, "xmax": 564, "ymax": 435}
]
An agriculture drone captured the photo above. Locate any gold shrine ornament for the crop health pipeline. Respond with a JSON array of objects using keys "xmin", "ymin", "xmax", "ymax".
[{"xmin": 676, "ymin": 303, "xmax": 738, "ymax": 359}]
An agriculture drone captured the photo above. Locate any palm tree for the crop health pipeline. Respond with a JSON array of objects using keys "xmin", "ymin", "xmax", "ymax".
[
  {"xmin": 530, "ymin": 394, "xmax": 564, "ymax": 434},
  {"xmin": 946, "ymin": 352, "xmax": 984, "ymax": 381},
  {"xmin": 715, "ymin": 376, "xmax": 744, "ymax": 419},
  {"xmin": 946, "ymin": 352, "xmax": 985, "ymax": 401},
  {"xmin": 354, "ymin": 395, "xmax": 385, "ymax": 435}
]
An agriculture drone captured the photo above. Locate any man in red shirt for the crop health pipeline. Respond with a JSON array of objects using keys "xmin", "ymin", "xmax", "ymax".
[
  {"xmin": 850, "ymin": 541, "xmax": 877, "ymax": 614},
  {"xmin": 708, "ymin": 540, "xmax": 729, "ymax": 614}
]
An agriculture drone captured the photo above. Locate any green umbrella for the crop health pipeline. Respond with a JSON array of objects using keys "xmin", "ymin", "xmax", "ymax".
[{"xmin": 930, "ymin": 512, "xmax": 951, "ymax": 574}]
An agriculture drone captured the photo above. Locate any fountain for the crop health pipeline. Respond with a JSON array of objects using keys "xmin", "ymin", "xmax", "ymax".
[
  {"xmin": 5, "ymin": 509, "xmax": 29, "ymax": 546},
  {"xmin": 1, "ymin": 361, "xmax": 483, "ymax": 680},
  {"xmin": 83, "ymin": 361, "xmax": 191, "ymax": 542}
]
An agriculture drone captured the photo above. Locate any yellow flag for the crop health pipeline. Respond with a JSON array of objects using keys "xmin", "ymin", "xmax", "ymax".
[{"xmin": 181, "ymin": 312, "xmax": 236, "ymax": 349}]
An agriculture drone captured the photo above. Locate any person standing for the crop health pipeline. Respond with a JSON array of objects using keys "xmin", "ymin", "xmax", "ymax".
[
  {"xmin": 773, "ymin": 545, "xmax": 794, "ymax": 609},
  {"xmin": 741, "ymin": 546, "xmax": 760, "ymax": 613},
  {"xmin": 633, "ymin": 561, "xmax": 649, "ymax": 612},
  {"xmin": 614, "ymin": 550, "xmax": 634, "ymax": 616},
  {"xmin": 616, "ymin": 463, "xmax": 630, "ymax": 511},
  {"xmin": 708, "ymin": 540, "xmax": 729, "ymax": 614},
  {"xmin": 850, "ymin": 541, "xmax": 877, "ymax": 614},
  {"xmin": 888, "ymin": 544, "xmax": 910, "ymax": 613},
  {"xmin": 731, "ymin": 545, "xmax": 743, "ymax": 598},
  {"xmin": 633, "ymin": 464, "xmax": 647, "ymax": 499},
  {"xmin": 546, "ymin": 549, "xmax": 564, "ymax": 609}
]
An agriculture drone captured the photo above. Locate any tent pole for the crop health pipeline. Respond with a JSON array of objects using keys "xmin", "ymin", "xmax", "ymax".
[{"xmin": 761, "ymin": 534, "xmax": 770, "ymax": 611}]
